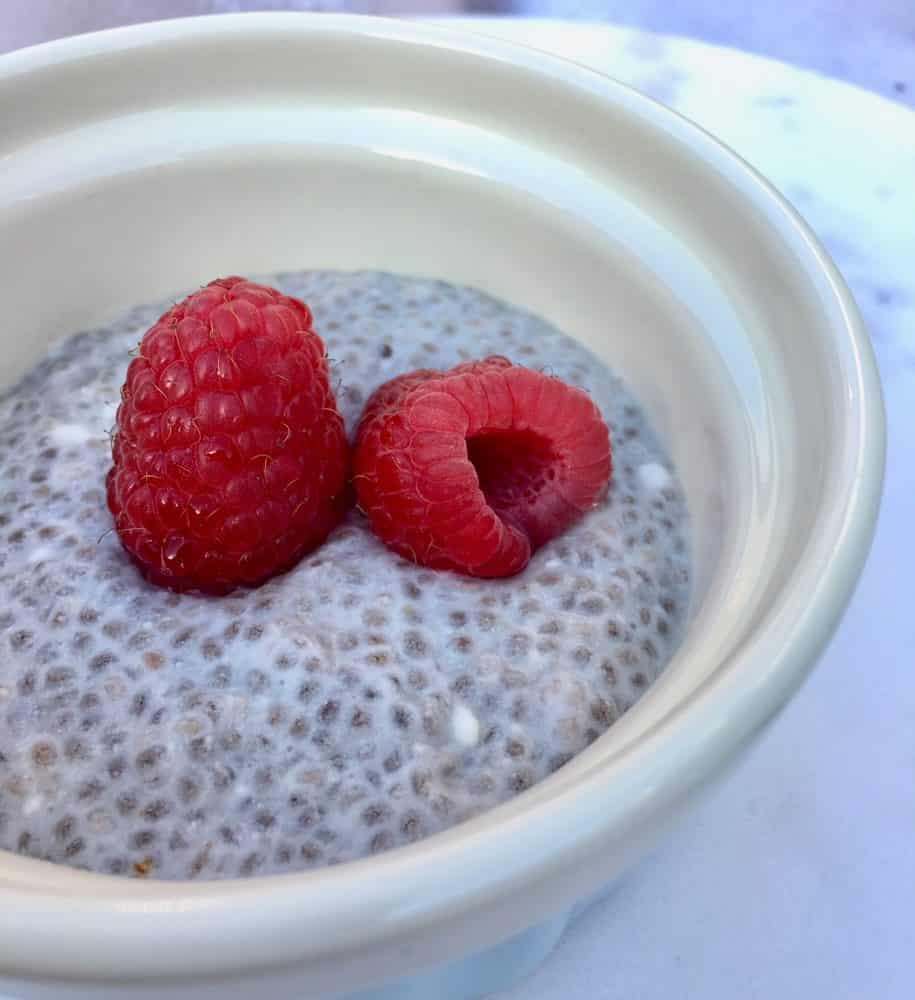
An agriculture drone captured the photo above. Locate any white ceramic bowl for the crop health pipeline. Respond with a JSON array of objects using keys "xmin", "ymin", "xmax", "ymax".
[{"xmin": 0, "ymin": 13, "xmax": 884, "ymax": 1000}]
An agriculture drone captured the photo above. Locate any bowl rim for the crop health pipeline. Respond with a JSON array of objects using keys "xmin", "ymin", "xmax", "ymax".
[{"xmin": 0, "ymin": 11, "xmax": 885, "ymax": 982}]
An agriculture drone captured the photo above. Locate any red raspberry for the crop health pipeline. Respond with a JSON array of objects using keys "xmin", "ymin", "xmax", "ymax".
[
  {"xmin": 106, "ymin": 277, "xmax": 349, "ymax": 594},
  {"xmin": 353, "ymin": 356, "xmax": 611, "ymax": 578}
]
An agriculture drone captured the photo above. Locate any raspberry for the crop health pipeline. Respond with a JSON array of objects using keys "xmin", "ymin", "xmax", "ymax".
[
  {"xmin": 106, "ymin": 277, "xmax": 349, "ymax": 594},
  {"xmin": 353, "ymin": 356, "xmax": 611, "ymax": 578}
]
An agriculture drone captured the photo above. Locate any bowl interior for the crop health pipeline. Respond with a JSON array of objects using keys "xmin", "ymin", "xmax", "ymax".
[{"xmin": 0, "ymin": 13, "xmax": 879, "ymax": 989}]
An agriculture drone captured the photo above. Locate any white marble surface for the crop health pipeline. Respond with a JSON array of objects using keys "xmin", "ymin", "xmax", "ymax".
[
  {"xmin": 508, "ymin": 1, "xmax": 915, "ymax": 111},
  {"xmin": 439, "ymin": 19, "xmax": 912, "ymax": 1000}
]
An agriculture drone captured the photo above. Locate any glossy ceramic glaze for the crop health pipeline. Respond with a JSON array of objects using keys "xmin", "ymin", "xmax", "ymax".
[{"xmin": 0, "ymin": 14, "xmax": 883, "ymax": 1000}]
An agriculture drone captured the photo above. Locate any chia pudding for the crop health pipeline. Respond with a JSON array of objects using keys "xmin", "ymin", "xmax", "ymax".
[{"xmin": 0, "ymin": 271, "xmax": 691, "ymax": 879}]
